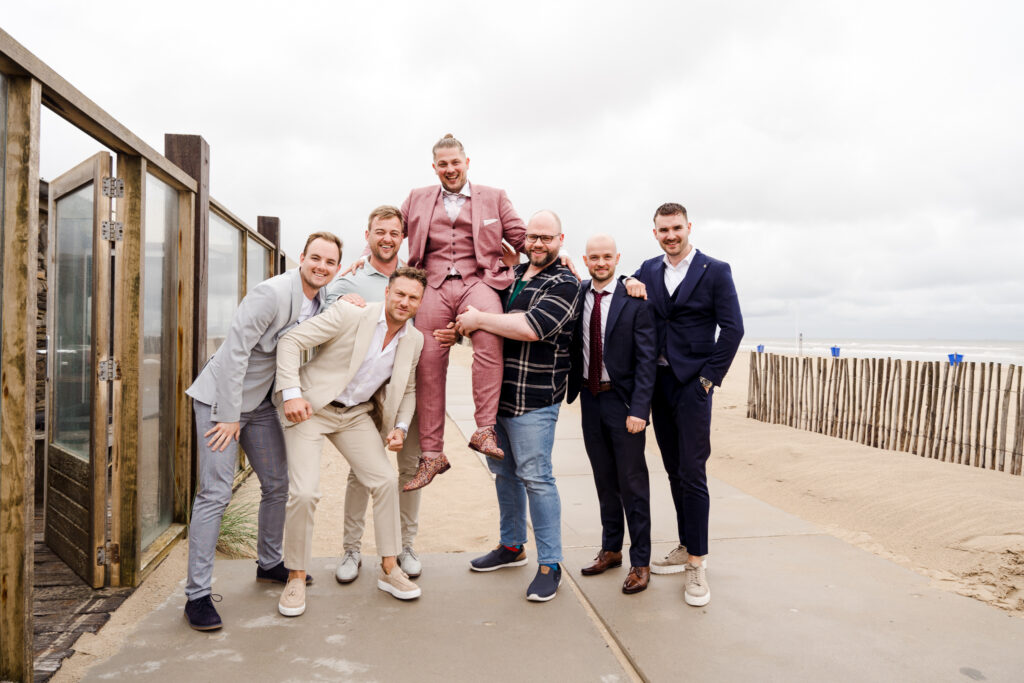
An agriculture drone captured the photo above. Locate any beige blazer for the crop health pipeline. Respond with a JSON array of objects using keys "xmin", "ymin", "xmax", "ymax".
[{"xmin": 274, "ymin": 300, "xmax": 423, "ymax": 442}]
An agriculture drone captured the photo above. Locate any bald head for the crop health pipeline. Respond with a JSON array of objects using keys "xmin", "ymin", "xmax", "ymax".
[
  {"xmin": 582, "ymin": 232, "xmax": 620, "ymax": 286},
  {"xmin": 585, "ymin": 233, "xmax": 617, "ymax": 254},
  {"xmin": 524, "ymin": 209, "xmax": 564, "ymax": 270}
]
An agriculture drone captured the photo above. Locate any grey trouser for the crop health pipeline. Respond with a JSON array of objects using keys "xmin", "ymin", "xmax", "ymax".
[
  {"xmin": 342, "ymin": 414, "xmax": 422, "ymax": 552},
  {"xmin": 185, "ymin": 399, "xmax": 288, "ymax": 600}
]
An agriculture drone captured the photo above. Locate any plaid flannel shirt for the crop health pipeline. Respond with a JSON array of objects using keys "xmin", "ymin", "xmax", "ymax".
[{"xmin": 498, "ymin": 262, "xmax": 583, "ymax": 417}]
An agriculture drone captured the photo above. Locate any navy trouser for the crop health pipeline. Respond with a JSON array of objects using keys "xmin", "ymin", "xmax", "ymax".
[
  {"xmin": 650, "ymin": 366, "xmax": 713, "ymax": 557},
  {"xmin": 580, "ymin": 389, "xmax": 652, "ymax": 567}
]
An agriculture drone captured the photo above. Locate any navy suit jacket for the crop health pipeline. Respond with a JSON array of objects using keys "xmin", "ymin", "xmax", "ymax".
[
  {"xmin": 567, "ymin": 279, "xmax": 658, "ymax": 420},
  {"xmin": 632, "ymin": 249, "xmax": 744, "ymax": 387}
]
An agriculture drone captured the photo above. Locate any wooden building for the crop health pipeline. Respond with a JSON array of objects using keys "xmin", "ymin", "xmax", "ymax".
[{"xmin": 1, "ymin": 29, "xmax": 287, "ymax": 681}]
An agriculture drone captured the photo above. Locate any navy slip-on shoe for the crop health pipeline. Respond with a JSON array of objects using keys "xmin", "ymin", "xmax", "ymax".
[
  {"xmin": 526, "ymin": 564, "xmax": 561, "ymax": 602},
  {"xmin": 470, "ymin": 544, "xmax": 528, "ymax": 572},
  {"xmin": 256, "ymin": 561, "xmax": 313, "ymax": 585}
]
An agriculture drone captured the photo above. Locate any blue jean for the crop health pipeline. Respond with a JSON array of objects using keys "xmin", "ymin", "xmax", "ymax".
[{"xmin": 488, "ymin": 403, "xmax": 562, "ymax": 565}]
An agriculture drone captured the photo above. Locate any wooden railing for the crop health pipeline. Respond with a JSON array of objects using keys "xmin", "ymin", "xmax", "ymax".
[{"xmin": 746, "ymin": 352, "xmax": 1023, "ymax": 475}]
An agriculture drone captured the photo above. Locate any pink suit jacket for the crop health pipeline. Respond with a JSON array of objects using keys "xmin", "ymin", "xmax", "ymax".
[{"xmin": 401, "ymin": 184, "xmax": 527, "ymax": 291}]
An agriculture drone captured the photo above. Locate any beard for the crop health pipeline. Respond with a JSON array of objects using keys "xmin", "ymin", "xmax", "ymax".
[{"xmin": 529, "ymin": 248, "xmax": 559, "ymax": 268}]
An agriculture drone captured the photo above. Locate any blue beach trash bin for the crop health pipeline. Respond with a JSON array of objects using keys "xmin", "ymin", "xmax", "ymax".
[
  {"xmin": 757, "ymin": 344, "xmax": 765, "ymax": 353},
  {"xmin": 830, "ymin": 346, "xmax": 840, "ymax": 358},
  {"xmin": 948, "ymin": 353, "xmax": 963, "ymax": 366}
]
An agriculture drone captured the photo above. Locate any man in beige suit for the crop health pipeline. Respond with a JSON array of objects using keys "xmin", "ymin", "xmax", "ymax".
[{"xmin": 274, "ymin": 267, "xmax": 428, "ymax": 617}]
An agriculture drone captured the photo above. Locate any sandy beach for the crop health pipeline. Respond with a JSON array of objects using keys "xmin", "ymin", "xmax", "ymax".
[{"xmin": 52, "ymin": 345, "xmax": 1024, "ymax": 680}]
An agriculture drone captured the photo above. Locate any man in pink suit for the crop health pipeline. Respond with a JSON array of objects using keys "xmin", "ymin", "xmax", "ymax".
[{"xmin": 401, "ymin": 134, "xmax": 527, "ymax": 491}]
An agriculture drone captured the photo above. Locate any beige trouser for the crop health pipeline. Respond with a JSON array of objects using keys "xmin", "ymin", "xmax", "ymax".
[
  {"xmin": 343, "ymin": 414, "xmax": 422, "ymax": 552},
  {"xmin": 283, "ymin": 402, "xmax": 401, "ymax": 571}
]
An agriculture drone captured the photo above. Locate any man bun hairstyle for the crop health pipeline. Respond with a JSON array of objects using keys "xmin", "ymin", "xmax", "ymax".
[
  {"xmin": 367, "ymin": 204, "xmax": 405, "ymax": 232},
  {"xmin": 432, "ymin": 133, "xmax": 466, "ymax": 158},
  {"xmin": 302, "ymin": 231, "xmax": 343, "ymax": 260},
  {"xmin": 389, "ymin": 266, "xmax": 428, "ymax": 290},
  {"xmin": 653, "ymin": 202, "xmax": 688, "ymax": 223}
]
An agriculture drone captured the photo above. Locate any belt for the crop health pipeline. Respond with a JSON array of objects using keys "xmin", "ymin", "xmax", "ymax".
[
  {"xmin": 329, "ymin": 400, "xmax": 348, "ymax": 409},
  {"xmin": 444, "ymin": 273, "xmax": 462, "ymax": 280},
  {"xmin": 586, "ymin": 381, "xmax": 613, "ymax": 394}
]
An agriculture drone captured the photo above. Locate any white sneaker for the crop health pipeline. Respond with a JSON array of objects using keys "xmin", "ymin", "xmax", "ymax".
[
  {"xmin": 398, "ymin": 547, "xmax": 422, "ymax": 578},
  {"xmin": 377, "ymin": 566, "xmax": 422, "ymax": 600},
  {"xmin": 335, "ymin": 550, "xmax": 361, "ymax": 584},
  {"xmin": 651, "ymin": 545, "xmax": 707, "ymax": 575},
  {"xmin": 684, "ymin": 563, "xmax": 711, "ymax": 607},
  {"xmin": 278, "ymin": 577, "xmax": 306, "ymax": 616}
]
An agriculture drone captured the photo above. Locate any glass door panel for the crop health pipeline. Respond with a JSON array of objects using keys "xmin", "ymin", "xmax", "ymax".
[
  {"xmin": 246, "ymin": 238, "xmax": 271, "ymax": 293},
  {"xmin": 139, "ymin": 173, "xmax": 177, "ymax": 549},
  {"xmin": 206, "ymin": 212, "xmax": 241, "ymax": 358},
  {"xmin": 45, "ymin": 152, "xmax": 112, "ymax": 588}
]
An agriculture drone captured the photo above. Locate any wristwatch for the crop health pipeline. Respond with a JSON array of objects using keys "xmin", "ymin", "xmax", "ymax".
[{"xmin": 699, "ymin": 376, "xmax": 713, "ymax": 390}]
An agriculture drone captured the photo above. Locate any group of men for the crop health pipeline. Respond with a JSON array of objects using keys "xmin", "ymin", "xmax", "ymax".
[{"xmin": 182, "ymin": 134, "xmax": 743, "ymax": 631}]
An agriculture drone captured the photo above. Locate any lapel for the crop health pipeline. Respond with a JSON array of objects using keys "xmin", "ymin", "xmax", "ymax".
[
  {"xmin": 605, "ymin": 280, "xmax": 628, "ymax": 343},
  {"xmin": 288, "ymin": 268, "xmax": 304, "ymax": 324},
  {"xmin": 414, "ymin": 187, "xmax": 441, "ymax": 262},
  {"xmin": 671, "ymin": 249, "xmax": 708, "ymax": 308},
  {"xmin": 346, "ymin": 302, "xmax": 381, "ymax": 379},
  {"xmin": 390, "ymin": 325, "xmax": 414, "ymax": 396},
  {"xmin": 470, "ymin": 183, "xmax": 482, "ymax": 247},
  {"xmin": 649, "ymin": 259, "xmax": 671, "ymax": 319}
]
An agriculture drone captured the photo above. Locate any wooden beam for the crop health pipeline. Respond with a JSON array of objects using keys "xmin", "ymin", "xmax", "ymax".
[
  {"xmin": 110, "ymin": 154, "xmax": 145, "ymax": 587},
  {"xmin": 0, "ymin": 28, "xmax": 196, "ymax": 194},
  {"xmin": 174, "ymin": 192, "xmax": 195, "ymax": 523},
  {"xmin": 257, "ymin": 216, "xmax": 281, "ymax": 274},
  {"xmin": 1, "ymin": 74, "xmax": 40, "ymax": 683},
  {"xmin": 164, "ymin": 134, "xmax": 208, "ymax": 498}
]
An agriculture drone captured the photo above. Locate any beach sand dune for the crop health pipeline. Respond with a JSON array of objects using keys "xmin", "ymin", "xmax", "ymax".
[{"xmin": 708, "ymin": 352, "xmax": 1024, "ymax": 617}]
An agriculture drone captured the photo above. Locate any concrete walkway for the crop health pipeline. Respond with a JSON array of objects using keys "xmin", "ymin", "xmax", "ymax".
[{"xmin": 87, "ymin": 361, "xmax": 1024, "ymax": 681}]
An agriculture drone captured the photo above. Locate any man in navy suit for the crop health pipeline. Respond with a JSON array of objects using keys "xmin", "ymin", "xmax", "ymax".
[
  {"xmin": 568, "ymin": 234, "xmax": 658, "ymax": 594},
  {"xmin": 625, "ymin": 203, "xmax": 743, "ymax": 607}
]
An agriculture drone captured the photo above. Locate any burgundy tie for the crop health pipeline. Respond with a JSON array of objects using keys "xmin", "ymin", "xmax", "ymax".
[{"xmin": 588, "ymin": 290, "xmax": 607, "ymax": 395}]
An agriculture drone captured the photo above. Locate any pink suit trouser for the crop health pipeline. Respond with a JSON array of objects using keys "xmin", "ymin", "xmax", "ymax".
[{"xmin": 413, "ymin": 277, "xmax": 503, "ymax": 453}]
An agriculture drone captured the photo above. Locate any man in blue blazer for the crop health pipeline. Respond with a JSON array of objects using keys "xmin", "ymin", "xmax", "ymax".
[
  {"xmin": 568, "ymin": 234, "xmax": 658, "ymax": 593},
  {"xmin": 625, "ymin": 203, "xmax": 744, "ymax": 607}
]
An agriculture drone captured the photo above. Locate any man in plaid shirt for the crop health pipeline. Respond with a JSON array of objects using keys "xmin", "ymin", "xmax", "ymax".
[{"xmin": 455, "ymin": 210, "xmax": 583, "ymax": 602}]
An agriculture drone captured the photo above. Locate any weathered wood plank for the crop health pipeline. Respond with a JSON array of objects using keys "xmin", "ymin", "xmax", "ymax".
[{"xmin": 1, "ymin": 74, "xmax": 40, "ymax": 683}]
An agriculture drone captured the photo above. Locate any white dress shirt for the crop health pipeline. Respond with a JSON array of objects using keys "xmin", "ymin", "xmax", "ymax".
[
  {"xmin": 442, "ymin": 181, "xmax": 471, "ymax": 222},
  {"xmin": 581, "ymin": 282, "xmax": 614, "ymax": 383},
  {"xmin": 663, "ymin": 245, "xmax": 696, "ymax": 297}
]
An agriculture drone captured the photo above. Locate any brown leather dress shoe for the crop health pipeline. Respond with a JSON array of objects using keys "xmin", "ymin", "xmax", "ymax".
[
  {"xmin": 402, "ymin": 454, "xmax": 451, "ymax": 492},
  {"xmin": 468, "ymin": 426, "xmax": 504, "ymax": 460},
  {"xmin": 580, "ymin": 550, "xmax": 623, "ymax": 576},
  {"xmin": 622, "ymin": 566, "xmax": 650, "ymax": 594}
]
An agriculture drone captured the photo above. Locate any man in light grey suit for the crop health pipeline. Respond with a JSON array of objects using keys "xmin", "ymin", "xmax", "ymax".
[{"xmin": 183, "ymin": 232, "xmax": 342, "ymax": 631}]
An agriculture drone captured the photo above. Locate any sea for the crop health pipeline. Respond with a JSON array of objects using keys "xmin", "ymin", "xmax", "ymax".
[{"xmin": 741, "ymin": 338, "xmax": 1024, "ymax": 366}]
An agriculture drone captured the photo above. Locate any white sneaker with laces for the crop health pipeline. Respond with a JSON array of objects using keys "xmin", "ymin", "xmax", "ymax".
[
  {"xmin": 335, "ymin": 550, "xmax": 361, "ymax": 584},
  {"xmin": 398, "ymin": 547, "xmax": 422, "ymax": 578},
  {"xmin": 684, "ymin": 563, "xmax": 711, "ymax": 607}
]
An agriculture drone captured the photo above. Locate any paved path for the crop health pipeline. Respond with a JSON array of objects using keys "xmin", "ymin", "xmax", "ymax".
[{"xmin": 87, "ymin": 360, "xmax": 1024, "ymax": 681}]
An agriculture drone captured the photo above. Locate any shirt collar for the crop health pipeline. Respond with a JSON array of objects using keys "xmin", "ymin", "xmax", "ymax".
[
  {"xmin": 443, "ymin": 181, "xmax": 471, "ymax": 198},
  {"xmin": 590, "ymin": 280, "xmax": 615, "ymax": 296},
  {"xmin": 377, "ymin": 306, "xmax": 410, "ymax": 339},
  {"xmin": 663, "ymin": 245, "xmax": 696, "ymax": 271}
]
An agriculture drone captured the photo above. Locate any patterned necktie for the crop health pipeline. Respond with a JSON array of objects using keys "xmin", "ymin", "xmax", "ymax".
[{"xmin": 588, "ymin": 290, "xmax": 607, "ymax": 395}]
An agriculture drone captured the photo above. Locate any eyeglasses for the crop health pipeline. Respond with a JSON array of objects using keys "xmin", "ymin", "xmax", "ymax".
[{"xmin": 525, "ymin": 234, "xmax": 558, "ymax": 244}]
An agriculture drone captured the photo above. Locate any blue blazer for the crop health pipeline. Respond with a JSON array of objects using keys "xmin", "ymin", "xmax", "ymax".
[
  {"xmin": 567, "ymin": 279, "xmax": 658, "ymax": 420},
  {"xmin": 632, "ymin": 249, "xmax": 744, "ymax": 387}
]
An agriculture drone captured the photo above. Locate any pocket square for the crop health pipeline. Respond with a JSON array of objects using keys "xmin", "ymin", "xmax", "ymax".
[{"xmin": 483, "ymin": 218, "xmax": 499, "ymax": 226}]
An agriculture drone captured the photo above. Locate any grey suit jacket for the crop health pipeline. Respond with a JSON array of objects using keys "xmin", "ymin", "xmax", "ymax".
[
  {"xmin": 186, "ymin": 268, "xmax": 326, "ymax": 423},
  {"xmin": 274, "ymin": 300, "xmax": 423, "ymax": 443}
]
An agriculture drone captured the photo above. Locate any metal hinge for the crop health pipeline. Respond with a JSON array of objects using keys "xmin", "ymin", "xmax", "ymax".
[
  {"xmin": 96, "ymin": 542, "xmax": 120, "ymax": 566},
  {"xmin": 101, "ymin": 220, "xmax": 124, "ymax": 241},
  {"xmin": 98, "ymin": 358, "xmax": 121, "ymax": 381},
  {"xmin": 102, "ymin": 176, "xmax": 124, "ymax": 198}
]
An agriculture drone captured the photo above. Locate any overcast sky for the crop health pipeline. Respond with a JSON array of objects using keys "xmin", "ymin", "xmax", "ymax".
[{"xmin": 4, "ymin": 1, "xmax": 1022, "ymax": 341}]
